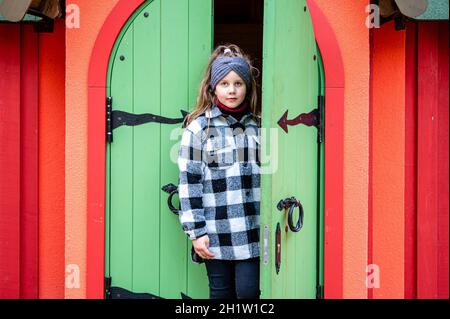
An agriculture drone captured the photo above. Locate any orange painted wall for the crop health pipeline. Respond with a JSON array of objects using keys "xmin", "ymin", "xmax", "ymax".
[
  {"xmin": 38, "ymin": 19, "xmax": 66, "ymax": 298},
  {"xmin": 65, "ymin": 0, "xmax": 120, "ymax": 298},
  {"xmin": 372, "ymin": 21, "xmax": 406, "ymax": 298},
  {"xmin": 314, "ymin": 0, "xmax": 370, "ymax": 298}
]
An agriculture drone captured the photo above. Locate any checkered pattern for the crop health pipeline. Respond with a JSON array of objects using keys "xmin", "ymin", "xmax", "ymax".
[{"xmin": 177, "ymin": 104, "xmax": 261, "ymax": 261}]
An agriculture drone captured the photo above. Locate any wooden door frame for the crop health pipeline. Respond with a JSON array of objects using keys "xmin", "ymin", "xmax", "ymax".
[
  {"xmin": 306, "ymin": 0, "xmax": 345, "ymax": 298},
  {"xmin": 86, "ymin": 0, "xmax": 345, "ymax": 299}
]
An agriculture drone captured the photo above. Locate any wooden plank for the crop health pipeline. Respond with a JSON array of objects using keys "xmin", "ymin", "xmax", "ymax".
[
  {"xmin": 38, "ymin": 19, "xmax": 66, "ymax": 298},
  {"xmin": 132, "ymin": 0, "xmax": 161, "ymax": 295},
  {"xmin": 186, "ymin": 0, "xmax": 212, "ymax": 299},
  {"xmin": 19, "ymin": 24, "xmax": 39, "ymax": 299},
  {"xmin": 0, "ymin": 24, "xmax": 21, "ymax": 299},
  {"xmin": 437, "ymin": 21, "xmax": 449, "ymax": 299},
  {"xmin": 260, "ymin": 0, "xmax": 276, "ymax": 299},
  {"xmin": 417, "ymin": 21, "xmax": 449, "ymax": 299},
  {"xmin": 417, "ymin": 22, "xmax": 439, "ymax": 299},
  {"xmin": 372, "ymin": 21, "xmax": 406, "ymax": 299},
  {"xmin": 110, "ymin": 26, "xmax": 134, "ymax": 291},
  {"xmin": 159, "ymin": 0, "xmax": 189, "ymax": 298}
]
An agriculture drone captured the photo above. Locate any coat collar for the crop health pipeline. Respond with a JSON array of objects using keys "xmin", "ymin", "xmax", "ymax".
[{"xmin": 205, "ymin": 104, "xmax": 260, "ymax": 125}]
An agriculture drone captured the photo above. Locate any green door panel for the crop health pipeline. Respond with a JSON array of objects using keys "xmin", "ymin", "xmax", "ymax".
[
  {"xmin": 260, "ymin": 0, "xmax": 323, "ymax": 298},
  {"xmin": 106, "ymin": 0, "xmax": 213, "ymax": 299}
]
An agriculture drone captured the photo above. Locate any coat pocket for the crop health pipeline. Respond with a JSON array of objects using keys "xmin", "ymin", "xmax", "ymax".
[{"xmin": 205, "ymin": 138, "xmax": 235, "ymax": 169}]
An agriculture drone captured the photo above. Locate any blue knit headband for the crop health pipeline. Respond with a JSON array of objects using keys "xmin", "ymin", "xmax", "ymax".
[{"xmin": 210, "ymin": 57, "xmax": 251, "ymax": 91}]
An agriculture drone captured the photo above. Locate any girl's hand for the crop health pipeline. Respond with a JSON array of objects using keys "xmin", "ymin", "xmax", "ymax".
[{"xmin": 192, "ymin": 235, "xmax": 215, "ymax": 259}]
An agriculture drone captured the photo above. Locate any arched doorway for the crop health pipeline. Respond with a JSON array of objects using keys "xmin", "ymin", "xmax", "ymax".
[{"xmin": 87, "ymin": 0, "xmax": 345, "ymax": 299}]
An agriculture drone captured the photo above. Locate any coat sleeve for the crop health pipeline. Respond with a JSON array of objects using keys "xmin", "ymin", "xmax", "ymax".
[{"xmin": 177, "ymin": 127, "xmax": 207, "ymax": 240}]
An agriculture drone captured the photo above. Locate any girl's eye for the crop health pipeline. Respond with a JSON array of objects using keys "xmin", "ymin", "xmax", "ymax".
[
  {"xmin": 235, "ymin": 82, "xmax": 242, "ymax": 87},
  {"xmin": 221, "ymin": 82, "xmax": 228, "ymax": 86}
]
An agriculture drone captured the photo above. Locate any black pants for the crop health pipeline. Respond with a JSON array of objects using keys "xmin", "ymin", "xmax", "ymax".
[{"xmin": 204, "ymin": 257, "xmax": 260, "ymax": 299}]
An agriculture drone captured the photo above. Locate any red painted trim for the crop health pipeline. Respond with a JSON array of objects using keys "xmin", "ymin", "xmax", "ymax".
[
  {"xmin": 307, "ymin": 1, "xmax": 344, "ymax": 89},
  {"xmin": 0, "ymin": 25, "xmax": 21, "ymax": 299},
  {"xmin": 20, "ymin": 24, "xmax": 39, "ymax": 299},
  {"xmin": 417, "ymin": 22, "xmax": 440, "ymax": 298},
  {"xmin": 86, "ymin": 0, "xmax": 144, "ymax": 299},
  {"xmin": 307, "ymin": 0, "xmax": 345, "ymax": 299},
  {"xmin": 405, "ymin": 22, "xmax": 418, "ymax": 299},
  {"xmin": 436, "ymin": 21, "xmax": 449, "ymax": 299}
]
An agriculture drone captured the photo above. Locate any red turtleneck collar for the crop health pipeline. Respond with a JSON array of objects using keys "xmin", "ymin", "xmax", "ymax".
[{"xmin": 213, "ymin": 96, "xmax": 250, "ymax": 122}]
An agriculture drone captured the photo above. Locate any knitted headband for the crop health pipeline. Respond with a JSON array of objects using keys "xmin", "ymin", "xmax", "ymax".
[{"xmin": 210, "ymin": 55, "xmax": 251, "ymax": 91}]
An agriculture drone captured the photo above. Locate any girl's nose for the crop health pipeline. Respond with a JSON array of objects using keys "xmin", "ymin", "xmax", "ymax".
[{"xmin": 228, "ymin": 85, "xmax": 236, "ymax": 93}]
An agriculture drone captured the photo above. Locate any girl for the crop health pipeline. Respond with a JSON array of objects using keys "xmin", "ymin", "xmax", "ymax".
[{"xmin": 178, "ymin": 44, "xmax": 261, "ymax": 299}]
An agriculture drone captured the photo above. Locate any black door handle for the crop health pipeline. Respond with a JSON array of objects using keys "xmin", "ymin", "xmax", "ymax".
[
  {"xmin": 276, "ymin": 196, "xmax": 304, "ymax": 232},
  {"xmin": 161, "ymin": 183, "xmax": 180, "ymax": 215}
]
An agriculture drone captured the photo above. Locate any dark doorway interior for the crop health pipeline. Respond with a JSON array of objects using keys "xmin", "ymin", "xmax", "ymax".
[{"xmin": 214, "ymin": 0, "xmax": 264, "ymax": 113}]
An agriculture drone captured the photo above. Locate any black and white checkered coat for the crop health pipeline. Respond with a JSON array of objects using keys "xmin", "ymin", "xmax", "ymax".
[{"xmin": 178, "ymin": 104, "xmax": 261, "ymax": 261}]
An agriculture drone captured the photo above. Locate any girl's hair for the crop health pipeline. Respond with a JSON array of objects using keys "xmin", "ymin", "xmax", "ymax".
[{"xmin": 183, "ymin": 44, "xmax": 260, "ymax": 138}]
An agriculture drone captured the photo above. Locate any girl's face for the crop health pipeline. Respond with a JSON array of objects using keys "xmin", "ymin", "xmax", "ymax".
[{"xmin": 214, "ymin": 71, "xmax": 247, "ymax": 108}]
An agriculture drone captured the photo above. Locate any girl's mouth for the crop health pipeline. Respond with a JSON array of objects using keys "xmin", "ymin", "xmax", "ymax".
[{"xmin": 227, "ymin": 98, "xmax": 237, "ymax": 101}]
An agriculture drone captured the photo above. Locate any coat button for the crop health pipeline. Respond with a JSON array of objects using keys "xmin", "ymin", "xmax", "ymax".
[{"xmin": 246, "ymin": 190, "xmax": 251, "ymax": 196}]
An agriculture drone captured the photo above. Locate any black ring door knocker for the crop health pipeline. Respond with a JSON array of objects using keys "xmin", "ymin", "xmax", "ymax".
[
  {"xmin": 276, "ymin": 196, "xmax": 304, "ymax": 232},
  {"xmin": 161, "ymin": 183, "xmax": 180, "ymax": 215}
]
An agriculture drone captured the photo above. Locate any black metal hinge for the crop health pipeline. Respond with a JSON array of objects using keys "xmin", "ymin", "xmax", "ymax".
[
  {"xmin": 106, "ymin": 96, "xmax": 189, "ymax": 144},
  {"xmin": 317, "ymin": 95, "xmax": 324, "ymax": 144},
  {"xmin": 106, "ymin": 97, "xmax": 113, "ymax": 143},
  {"xmin": 316, "ymin": 285, "xmax": 324, "ymax": 299},
  {"xmin": 276, "ymin": 95, "xmax": 324, "ymax": 144}
]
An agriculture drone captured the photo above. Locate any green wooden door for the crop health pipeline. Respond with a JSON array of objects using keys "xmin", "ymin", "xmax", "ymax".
[
  {"xmin": 105, "ymin": 0, "xmax": 213, "ymax": 299},
  {"xmin": 260, "ymin": 0, "xmax": 324, "ymax": 298}
]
